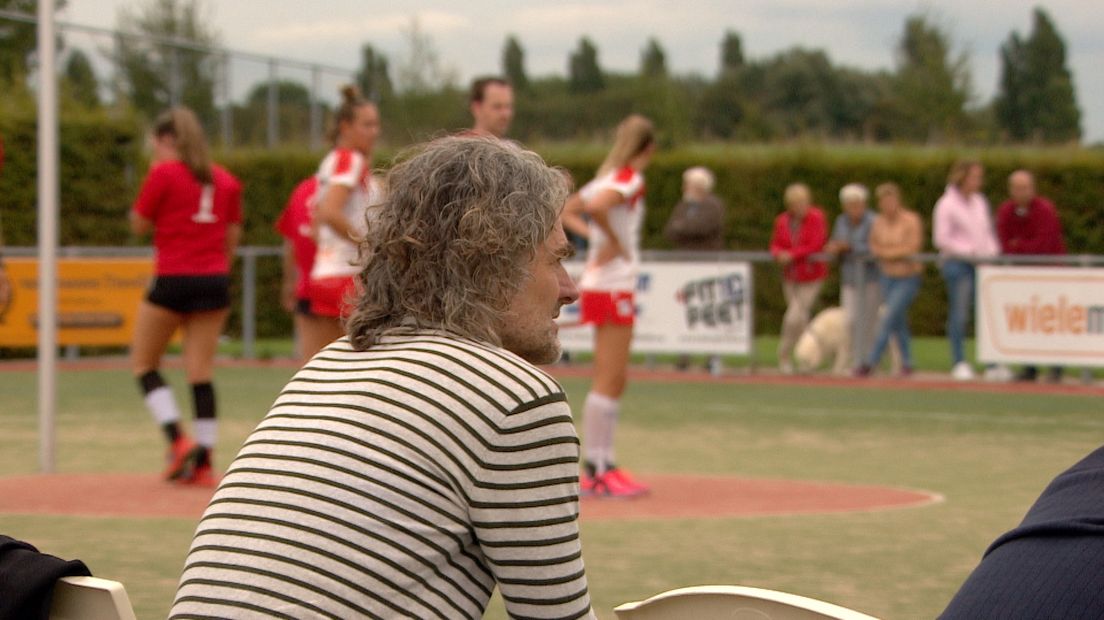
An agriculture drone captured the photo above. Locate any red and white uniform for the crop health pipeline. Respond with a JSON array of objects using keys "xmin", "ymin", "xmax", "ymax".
[
  {"xmin": 309, "ymin": 149, "xmax": 381, "ymax": 280},
  {"xmin": 275, "ymin": 177, "xmax": 319, "ymax": 301},
  {"xmin": 132, "ymin": 161, "xmax": 242, "ymax": 275},
  {"xmin": 578, "ymin": 166, "xmax": 645, "ymax": 292}
]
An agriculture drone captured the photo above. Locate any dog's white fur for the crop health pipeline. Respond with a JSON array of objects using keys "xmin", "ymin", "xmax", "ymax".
[{"xmin": 794, "ymin": 306, "xmax": 900, "ymax": 375}]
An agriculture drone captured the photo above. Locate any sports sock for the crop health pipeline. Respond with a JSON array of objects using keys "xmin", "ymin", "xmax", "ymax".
[
  {"xmin": 582, "ymin": 391, "xmax": 620, "ymax": 474},
  {"xmin": 138, "ymin": 371, "xmax": 181, "ymax": 439},
  {"xmin": 192, "ymin": 382, "xmax": 217, "ymax": 453}
]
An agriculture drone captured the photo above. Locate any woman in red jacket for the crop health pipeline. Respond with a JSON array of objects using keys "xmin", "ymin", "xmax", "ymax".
[
  {"xmin": 129, "ymin": 107, "xmax": 242, "ymax": 486},
  {"xmin": 770, "ymin": 182, "xmax": 828, "ymax": 374}
]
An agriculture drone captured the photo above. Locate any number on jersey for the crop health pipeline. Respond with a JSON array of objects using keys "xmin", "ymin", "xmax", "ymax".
[{"xmin": 192, "ymin": 185, "xmax": 218, "ymax": 223}]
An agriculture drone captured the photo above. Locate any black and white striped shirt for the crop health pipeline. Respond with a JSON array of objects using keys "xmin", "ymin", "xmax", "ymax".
[{"xmin": 171, "ymin": 330, "xmax": 594, "ymax": 619}]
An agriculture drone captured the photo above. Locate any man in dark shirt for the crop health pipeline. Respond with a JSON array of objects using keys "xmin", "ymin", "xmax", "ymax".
[
  {"xmin": 663, "ymin": 166, "xmax": 726, "ymax": 251},
  {"xmin": 996, "ymin": 170, "xmax": 1067, "ymax": 383}
]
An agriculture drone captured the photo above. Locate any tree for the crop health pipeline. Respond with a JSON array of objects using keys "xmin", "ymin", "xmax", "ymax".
[
  {"xmin": 235, "ymin": 79, "xmax": 317, "ymax": 145},
  {"xmin": 111, "ymin": 0, "xmax": 220, "ymax": 127},
  {"xmin": 501, "ymin": 35, "xmax": 528, "ymax": 92},
  {"xmin": 394, "ymin": 16, "xmax": 457, "ymax": 95},
  {"xmin": 640, "ymin": 37, "xmax": 667, "ymax": 79},
  {"xmin": 891, "ymin": 14, "xmax": 972, "ymax": 142},
  {"xmin": 63, "ymin": 48, "xmax": 100, "ymax": 107},
  {"xmin": 995, "ymin": 8, "xmax": 1080, "ymax": 142},
  {"xmin": 568, "ymin": 36, "xmax": 603, "ymax": 93},
  {"xmin": 356, "ymin": 43, "xmax": 392, "ymax": 102},
  {"xmin": 0, "ymin": 0, "xmax": 66, "ymax": 84},
  {"xmin": 719, "ymin": 30, "xmax": 744, "ymax": 77}
]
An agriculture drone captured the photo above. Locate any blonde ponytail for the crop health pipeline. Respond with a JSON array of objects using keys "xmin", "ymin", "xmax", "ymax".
[{"xmin": 153, "ymin": 107, "xmax": 212, "ymax": 184}]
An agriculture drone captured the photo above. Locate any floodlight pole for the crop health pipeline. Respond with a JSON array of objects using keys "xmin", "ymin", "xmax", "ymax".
[{"xmin": 37, "ymin": 0, "xmax": 59, "ymax": 474}]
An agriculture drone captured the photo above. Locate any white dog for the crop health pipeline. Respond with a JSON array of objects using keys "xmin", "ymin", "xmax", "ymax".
[{"xmin": 794, "ymin": 306, "xmax": 900, "ymax": 375}]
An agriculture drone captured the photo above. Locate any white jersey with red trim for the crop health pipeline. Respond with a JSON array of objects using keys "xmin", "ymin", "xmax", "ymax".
[
  {"xmin": 310, "ymin": 148, "xmax": 382, "ymax": 280},
  {"xmin": 578, "ymin": 166, "xmax": 645, "ymax": 291}
]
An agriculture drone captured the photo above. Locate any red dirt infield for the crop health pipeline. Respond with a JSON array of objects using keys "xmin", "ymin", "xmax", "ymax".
[{"xmin": 0, "ymin": 472, "xmax": 940, "ymax": 521}]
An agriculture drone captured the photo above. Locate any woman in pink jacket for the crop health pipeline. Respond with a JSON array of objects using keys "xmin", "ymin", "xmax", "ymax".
[{"xmin": 932, "ymin": 160, "xmax": 999, "ymax": 381}]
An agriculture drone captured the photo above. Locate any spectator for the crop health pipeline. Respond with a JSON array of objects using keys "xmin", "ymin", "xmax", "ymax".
[
  {"xmin": 663, "ymin": 166, "xmax": 726, "ymax": 251},
  {"xmin": 826, "ymin": 183, "xmax": 879, "ymax": 371},
  {"xmin": 856, "ymin": 183, "xmax": 923, "ymax": 377},
  {"xmin": 939, "ymin": 444, "xmax": 1104, "ymax": 619},
  {"xmin": 933, "ymin": 160, "xmax": 1000, "ymax": 381},
  {"xmin": 0, "ymin": 135, "xmax": 9, "ymax": 314},
  {"xmin": 770, "ymin": 183, "xmax": 828, "ymax": 374},
  {"xmin": 468, "ymin": 76, "xmax": 514, "ymax": 139},
  {"xmin": 171, "ymin": 137, "xmax": 594, "ymax": 619},
  {"xmin": 996, "ymin": 170, "xmax": 1068, "ymax": 383}
]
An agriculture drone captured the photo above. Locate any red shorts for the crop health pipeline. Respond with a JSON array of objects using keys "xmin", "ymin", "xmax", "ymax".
[
  {"xmin": 308, "ymin": 275, "xmax": 357, "ymax": 318},
  {"xmin": 580, "ymin": 290, "xmax": 635, "ymax": 327}
]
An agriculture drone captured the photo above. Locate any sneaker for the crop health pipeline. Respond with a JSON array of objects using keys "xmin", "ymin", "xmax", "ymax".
[
  {"xmin": 590, "ymin": 467, "xmax": 649, "ymax": 499},
  {"xmin": 163, "ymin": 436, "xmax": 201, "ymax": 481},
  {"xmin": 951, "ymin": 361, "xmax": 975, "ymax": 381},
  {"xmin": 983, "ymin": 364, "xmax": 1013, "ymax": 382},
  {"xmin": 898, "ymin": 365, "xmax": 914, "ymax": 378},
  {"xmin": 853, "ymin": 365, "xmax": 872, "ymax": 378},
  {"xmin": 579, "ymin": 472, "xmax": 598, "ymax": 496},
  {"xmin": 179, "ymin": 462, "xmax": 218, "ymax": 488}
]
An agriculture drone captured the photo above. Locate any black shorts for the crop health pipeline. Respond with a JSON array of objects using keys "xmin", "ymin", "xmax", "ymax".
[{"xmin": 147, "ymin": 275, "xmax": 231, "ymax": 314}]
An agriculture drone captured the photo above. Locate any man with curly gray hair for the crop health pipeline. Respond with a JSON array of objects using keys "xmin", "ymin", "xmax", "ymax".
[{"xmin": 172, "ymin": 136, "xmax": 594, "ymax": 620}]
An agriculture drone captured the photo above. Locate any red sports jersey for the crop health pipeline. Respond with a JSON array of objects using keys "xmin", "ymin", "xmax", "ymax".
[
  {"xmin": 275, "ymin": 177, "xmax": 319, "ymax": 300},
  {"xmin": 133, "ymin": 161, "xmax": 243, "ymax": 275}
]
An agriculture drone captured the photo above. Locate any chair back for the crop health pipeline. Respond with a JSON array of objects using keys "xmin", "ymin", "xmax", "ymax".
[
  {"xmin": 49, "ymin": 576, "xmax": 137, "ymax": 620},
  {"xmin": 613, "ymin": 584, "xmax": 881, "ymax": 620}
]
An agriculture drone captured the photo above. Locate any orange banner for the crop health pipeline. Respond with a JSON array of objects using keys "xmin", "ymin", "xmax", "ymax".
[{"xmin": 0, "ymin": 258, "xmax": 154, "ymax": 347}]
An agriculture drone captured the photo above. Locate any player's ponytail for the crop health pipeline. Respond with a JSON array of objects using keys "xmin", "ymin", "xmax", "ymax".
[
  {"xmin": 597, "ymin": 114, "xmax": 655, "ymax": 177},
  {"xmin": 154, "ymin": 107, "xmax": 213, "ymax": 184},
  {"xmin": 328, "ymin": 84, "xmax": 367, "ymax": 144}
]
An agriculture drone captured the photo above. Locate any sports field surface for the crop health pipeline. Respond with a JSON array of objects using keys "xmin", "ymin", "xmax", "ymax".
[{"xmin": 1, "ymin": 357, "xmax": 1100, "ymax": 618}]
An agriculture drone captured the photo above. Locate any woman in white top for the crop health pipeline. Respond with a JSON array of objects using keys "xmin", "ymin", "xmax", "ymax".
[
  {"xmin": 562, "ymin": 115, "xmax": 656, "ymax": 498},
  {"xmin": 304, "ymin": 85, "xmax": 382, "ymax": 358}
]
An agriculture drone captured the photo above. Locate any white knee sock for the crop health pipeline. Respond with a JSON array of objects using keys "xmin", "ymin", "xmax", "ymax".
[
  {"xmin": 144, "ymin": 386, "xmax": 181, "ymax": 426},
  {"xmin": 193, "ymin": 419, "xmax": 217, "ymax": 449},
  {"xmin": 582, "ymin": 391, "xmax": 620, "ymax": 473}
]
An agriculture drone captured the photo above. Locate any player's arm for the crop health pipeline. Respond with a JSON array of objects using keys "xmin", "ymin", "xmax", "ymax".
[
  {"xmin": 224, "ymin": 223, "xmax": 242, "ymax": 260},
  {"xmin": 279, "ymin": 239, "xmax": 296, "ymax": 312},
  {"xmin": 560, "ymin": 193, "xmax": 589, "ymax": 239},
  {"xmin": 129, "ymin": 210, "xmax": 153, "ymax": 236},
  {"xmin": 583, "ymin": 188, "xmax": 628, "ymax": 261},
  {"xmin": 315, "ymin": 184, "xmax": 356, "ymax": 241}
]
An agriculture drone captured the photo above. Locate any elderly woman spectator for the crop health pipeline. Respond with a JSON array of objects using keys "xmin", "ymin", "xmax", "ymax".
[
  {"xmin": 663, "ymin": 166, "xmax": 726, "ymax": 251},
  {"xmin": 770, "ymin": 182, "xmax": 828, "ymax": 374},
  {"xmin": 933, "ymin": 160, "xmax": 1000, "ymax": 381},
  {"xmin": 856, "ymin": 183, "xmax": 923, "ymax": 377},
  {"xmin": 825, "ymin": 183, "xmax": 880, "ymax": 371}
]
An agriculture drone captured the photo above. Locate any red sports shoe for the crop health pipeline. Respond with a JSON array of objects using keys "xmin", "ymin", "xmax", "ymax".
[
  {"xmin": 163, "ymin": 436, "xmax": 201, "ymax": 481},
  {"xmin": 179, "ymin": 462, "xmax": 218, "ymax": 488},
  {"xmin": 579, "ymin": 472, "xmax": 598, "ymax": 496},
  {"xmin": 591, "ymin": 467, "xmax": 649, "ymax": 499}
]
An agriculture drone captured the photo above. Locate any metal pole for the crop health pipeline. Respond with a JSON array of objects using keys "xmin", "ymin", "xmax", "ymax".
[
  {"xmin": 267, "ymin": 59, "xmax": 278, "ymax": 148},
  {"xmin": 242, "ymin": 250, "xmax": 256, "ymax": 360},
  {"xmin": 309, "ymin": 65, "xmax": 321, "ymax": 150},
  {"xmin": 220, "ymin": 52, "xmax": 232, "ymax": 147},
  {"xmin": 169, "ymin": 47, "xmax": 181, "ymax": 107},
  {"xmin": 37, "ymin": 0, "xmax": 59, "ymax": 474}
]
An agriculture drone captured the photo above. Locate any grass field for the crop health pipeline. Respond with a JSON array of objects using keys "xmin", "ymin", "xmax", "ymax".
[{"xmin": 1, "ymin": 356, "xmax": 1100, "ymax": 618}]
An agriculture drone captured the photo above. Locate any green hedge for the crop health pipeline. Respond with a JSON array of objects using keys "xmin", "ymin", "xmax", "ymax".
[{"xmin": 4, "ymin": 110, "xmax": 1104, "ymax": 339}]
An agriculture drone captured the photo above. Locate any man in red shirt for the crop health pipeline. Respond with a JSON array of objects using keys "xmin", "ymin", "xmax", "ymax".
[{"xmin": 996, "ymin": 169, "xmax": 1067, "ymax": 383}]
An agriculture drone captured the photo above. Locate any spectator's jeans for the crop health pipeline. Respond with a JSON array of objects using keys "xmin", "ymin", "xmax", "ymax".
[
  {"xmin": 779, "ymin": 279, "xmax": 824, "ymax": 363},
  {"xmin": 940, "ymin": 259, "xmax": 975, "ymax": 365},
  {"xmin": 866, "ymin": 274, "xmax": 921, "ymax": 369}
]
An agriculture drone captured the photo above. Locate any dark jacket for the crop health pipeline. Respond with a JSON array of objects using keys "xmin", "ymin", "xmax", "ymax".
[{"xmin": 663, "ymin": 194, "xmax": 726, "ymax": 251}]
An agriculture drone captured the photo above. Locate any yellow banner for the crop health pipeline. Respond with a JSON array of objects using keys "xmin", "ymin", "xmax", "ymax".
[{"xmin": 0, "ymin": 258, "xmax": 154, "ymax": 347}]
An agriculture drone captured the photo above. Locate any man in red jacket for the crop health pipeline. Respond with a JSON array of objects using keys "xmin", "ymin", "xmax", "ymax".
[
  {"xmin": 996, "ymin": 169, "xmax": 1067, "ymax": 383},
  {"xmin": 770, "ymin": 182, "xmax": 828, "ymax": 374}
]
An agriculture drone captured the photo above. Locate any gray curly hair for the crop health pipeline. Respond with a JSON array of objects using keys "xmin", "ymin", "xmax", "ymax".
[{"xmin": 346, "ymin": 136, "xmax": 568, "ymax": 350}]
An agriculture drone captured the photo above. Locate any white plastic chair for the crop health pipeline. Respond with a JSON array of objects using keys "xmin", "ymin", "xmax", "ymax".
[
  {"xmin": 49, "ymin": 576, "xmax": 137, "ymax": 620},
  {"xmin": 614, "ymin": 584, "xmax": 881, "ymax": 620}
]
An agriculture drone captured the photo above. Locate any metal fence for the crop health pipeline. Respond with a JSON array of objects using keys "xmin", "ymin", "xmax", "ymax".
[{"xmin": 0, "ymin": 9, "xmax": 356, "ymax": 150}]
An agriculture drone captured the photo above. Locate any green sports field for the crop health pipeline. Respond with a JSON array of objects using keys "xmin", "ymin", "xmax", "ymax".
[{"xmin": 1, "ymin": 361, "xmax": 1100, "ymax": 619}]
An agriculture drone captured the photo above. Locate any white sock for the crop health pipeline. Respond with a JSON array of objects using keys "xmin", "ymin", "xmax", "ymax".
[
  {"xmin": 144, "ymin": 386, "xmax": 180, "ymax": 425},
  {"xmin": 193, "ymin": 418, "xmax": 217, "ymax": 449},
  {"xmin": 582, "ymin": 391, "xmax": 620, "ymax": 473}
]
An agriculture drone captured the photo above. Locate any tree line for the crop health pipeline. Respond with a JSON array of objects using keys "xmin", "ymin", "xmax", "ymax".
[{"xmin": 0, "ymin": 0, "xmax": 1084, "ymax": 147}]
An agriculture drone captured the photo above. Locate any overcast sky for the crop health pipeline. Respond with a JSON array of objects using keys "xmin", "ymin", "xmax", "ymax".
[{"xmin": 58, "ymin": 0, "xmax": 1104, "ymax": 142}]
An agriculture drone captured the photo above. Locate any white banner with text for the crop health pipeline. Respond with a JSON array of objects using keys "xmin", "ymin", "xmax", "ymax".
[
  {"xmin": 977, "ymin": 265, "xmax": 1104, "ymax": 367},
  {"xmin": 557, "ymin": 261, "xmax": 753, "ymax": 355}
]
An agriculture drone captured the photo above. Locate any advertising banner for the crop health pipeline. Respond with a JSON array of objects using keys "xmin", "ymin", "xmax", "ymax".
[
  {"xmin": 977, "ymin": 265, "xmax": 1104, "ymax": 367},
  {"xmin": 0, "ymin": 258, "xmax": 154, "ymax": 347},
  {"xmin": 558, "ymin": 261, "xmax": 753, "ymax": 355}
]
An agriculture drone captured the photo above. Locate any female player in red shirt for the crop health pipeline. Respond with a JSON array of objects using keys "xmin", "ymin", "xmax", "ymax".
[
  {"xmin": 275, "ymin": 176, "xmax": 325, "ymax": 363},
  {"xmin": 129, "ymin": 107, "xmax": 242, "ymax": 486},
  {"xmin": 306, "ymin": 85, "xmax": 382, "ymax": 342},
  {"xmin": 562, "ymin": 115, "xmax": 656, "ymax": 498}
]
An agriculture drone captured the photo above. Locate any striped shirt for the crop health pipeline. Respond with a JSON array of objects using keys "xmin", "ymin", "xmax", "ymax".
[{"xmin": 171, "ymin": 330, "xmax": 594, "ymax": 620}]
